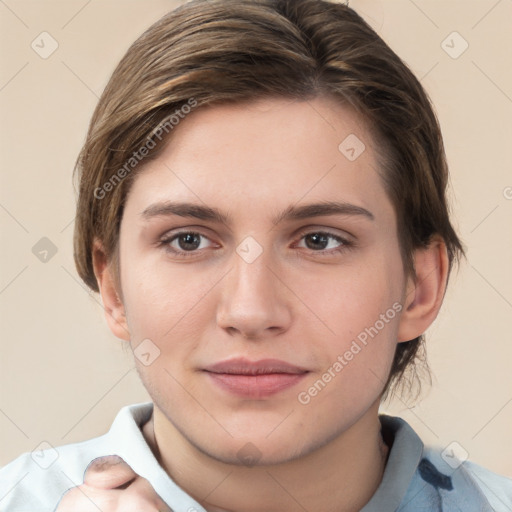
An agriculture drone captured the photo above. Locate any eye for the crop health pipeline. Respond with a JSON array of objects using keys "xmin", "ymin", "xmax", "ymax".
[
  {"xmin": 159, "ymin": 229, "xmax": 353, "ymax": 259},
  {"xmin": 296, "ymin": 231, "xmax": 352, "ymax": 254},
  {"xmin": 160, "ymin": 231, "xmax": 215, "ymax": 257}
]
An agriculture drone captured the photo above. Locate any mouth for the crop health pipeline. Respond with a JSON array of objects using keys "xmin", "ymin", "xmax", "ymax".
[{"xmin": 203, "ymin": 358, "xmax": 309, "ymax": 399}]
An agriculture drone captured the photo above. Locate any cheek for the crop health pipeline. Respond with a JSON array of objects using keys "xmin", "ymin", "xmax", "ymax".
[
  {"xmin": 120, "ymin": 252, "xmax": 229, "ymax": 353},
  {"xmin": 297, "ymin": 309, "xmax": 401, "ymax": 415},
  {"xmin": 121, "ymin": 261, "xmax": 218, "ymax": 399},
  {"xmin": 298, "ymin": 253, "xmax": 403, "ymax": 341},
  {"xmin": 295, "ymin": 246, "xmax": 404, "ymax": 396}
]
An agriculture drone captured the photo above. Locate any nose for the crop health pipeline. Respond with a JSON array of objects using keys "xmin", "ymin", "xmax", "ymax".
[{"xmin": 216, "ymin": 249, "xmax": 292, "ymax": 340}]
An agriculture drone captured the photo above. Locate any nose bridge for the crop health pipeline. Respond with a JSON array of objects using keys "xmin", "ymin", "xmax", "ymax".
[
  {"xmin": 216, "ymin": 243, "xmax": 291, "ymax": 337},
  {"xmin": 236, "ymin": 253, "xmax": 271, "ymax": 296}
]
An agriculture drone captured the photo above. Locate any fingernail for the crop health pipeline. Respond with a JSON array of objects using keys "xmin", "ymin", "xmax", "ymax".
[{"xmin": 87, "ymin": 454, "xmax": 124, "ymax": 471}]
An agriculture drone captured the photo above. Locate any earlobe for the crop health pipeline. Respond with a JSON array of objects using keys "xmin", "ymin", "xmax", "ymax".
[
  {"xmin": 397, "ymin": 236, "xmax": 449, "ymax": 343},
  {"xmin": 92, "ymin": 238, "xmax": 130, "ymax": 342}
]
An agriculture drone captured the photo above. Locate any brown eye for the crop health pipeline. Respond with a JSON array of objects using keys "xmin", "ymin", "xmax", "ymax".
[
  {"xmin": 176, "ymin": 233, "xmax": 202, "ymax": 251},
  {"xmin": 298, "ymin": 232, "xmax": 346, "ymax": 252},
  {"xmin": 161, "ymin": 231, "xmax": 215, "ymax": 257},
  {"xmin": 304, "ymin": 233, "xmax": 331, "ymax": 250}
]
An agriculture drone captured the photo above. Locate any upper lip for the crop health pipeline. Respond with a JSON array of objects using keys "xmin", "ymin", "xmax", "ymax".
[{"xmin": 204, "ymin": 358, "xmax": 309, "ymax": 375}]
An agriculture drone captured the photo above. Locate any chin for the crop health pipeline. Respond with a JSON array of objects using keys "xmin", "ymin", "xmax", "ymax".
[{"xmin": 197, "ymin": 437, "xmax": 309, "ymax": 467}]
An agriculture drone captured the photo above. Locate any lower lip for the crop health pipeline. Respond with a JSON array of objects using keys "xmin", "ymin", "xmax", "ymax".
[{"xmin": 205, "ymin": 372, "xmax": 307, "ymax": 399}]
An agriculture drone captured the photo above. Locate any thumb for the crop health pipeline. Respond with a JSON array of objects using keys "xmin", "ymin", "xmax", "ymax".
[{"xmin": 83, "ymin": 455, "xmax": 138, "ymax": 489}]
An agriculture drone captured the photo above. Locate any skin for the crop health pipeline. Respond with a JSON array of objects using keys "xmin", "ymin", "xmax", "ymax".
[
  {"xmin": 90, "ymin": 96, "xmax": 449, "ymax": 512},
  {"xmin": 57, "ymin": 455, "xmax": 172, "ymax": 511}
]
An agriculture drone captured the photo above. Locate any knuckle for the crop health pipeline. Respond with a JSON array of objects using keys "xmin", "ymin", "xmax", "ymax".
[{"xmin": 85, "ymin": 454, "xmax": 125, "ymax": 473}]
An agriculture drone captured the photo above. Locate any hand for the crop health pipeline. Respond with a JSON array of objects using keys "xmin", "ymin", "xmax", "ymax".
[{"xmin": 56, "ymin": 455, "xmax": 172, "ymax": 511}]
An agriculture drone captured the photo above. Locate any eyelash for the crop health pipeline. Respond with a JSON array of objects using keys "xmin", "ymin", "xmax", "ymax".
[{"xmin": 158, "ymin": 229, "xmax": 354, "ymax": 259}]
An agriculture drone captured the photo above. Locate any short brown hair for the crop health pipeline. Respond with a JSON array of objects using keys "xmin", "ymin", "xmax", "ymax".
[{"xmin": 73, "ymin": 0, "xmax": 464, "ymax": 400}]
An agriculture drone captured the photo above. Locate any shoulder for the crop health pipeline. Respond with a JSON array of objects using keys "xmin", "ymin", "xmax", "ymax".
[
  {"xmin": 420, "ymin": 445, "xmax": 512, "ymax": 512},
  {"xmin": 368, "ymin": 415, "xmax": 512, "ymax": 512},
  {"xmin": 464, "ymin": 459, "xmax": 512, "ymax": 511},
  {"xmin": 0, "ymin": 432, "xmax": 110, "ymax": 511},
  {"xmin": 0, "ymin": 402, "xmax": 153, "ymax": 512}
]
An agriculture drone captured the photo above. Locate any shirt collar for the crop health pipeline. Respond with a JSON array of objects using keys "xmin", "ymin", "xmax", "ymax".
[
  {"xmin": 106, "ymin": 401, "xmax": 206, "ymax": 510},
  {"xmin": 361, "ymin": 414, "xmax": 424, "ymax": 511},
  {"xmin": 106, "ymin": 404, "xmax": 424, "ymax": 512}
]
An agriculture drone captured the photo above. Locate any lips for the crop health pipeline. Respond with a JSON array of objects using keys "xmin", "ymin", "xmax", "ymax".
[
  {"xmin": 203, "ymin": 358, "xmax": 309, "ymax": 398},
  {"xmin": 205, "ymin": 357, "xmax": 308, "ymax": 375}
]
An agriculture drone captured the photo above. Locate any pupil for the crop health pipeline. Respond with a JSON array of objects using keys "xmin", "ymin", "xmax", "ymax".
[
  {"xmin": 306, "ymin": 233, "xmax": 328, "ymax": 250},
  {"xmin": 179, "ymin": 233, "xmax": 201, "ymax": 250}
]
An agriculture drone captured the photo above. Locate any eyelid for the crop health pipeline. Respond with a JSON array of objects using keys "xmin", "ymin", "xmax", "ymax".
[
  {"xmin": 160, "ymin": 230, "xmax": 216, "ymax": 246},
  {"xmin": 159, "ymin": 225, "xmax": 216, "ymax": 242},
  {"xmin": 292, "ymin": 225, "xmax": 355, "ymax": 243}
]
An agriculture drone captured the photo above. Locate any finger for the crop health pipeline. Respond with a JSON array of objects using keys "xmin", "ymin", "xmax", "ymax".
[
  {"xmin": 83, "ymin": 455, "xmax": 138, "ymax": 489},
  {"xmin": 56, "ymin": 477, "xmax": 173, "ymax": 512},
  {"xmin": 124, "ymin": 477, "xmax": 174, "ymax": 511},
  {"xmin": 55, "ymin": 485, "xmax": 118, "ymax": 511}
]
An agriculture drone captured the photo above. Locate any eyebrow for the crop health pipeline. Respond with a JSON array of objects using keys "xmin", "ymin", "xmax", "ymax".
[{"xmin": 140, "ymin": 200, "xmax": 374, "ymax": 224}]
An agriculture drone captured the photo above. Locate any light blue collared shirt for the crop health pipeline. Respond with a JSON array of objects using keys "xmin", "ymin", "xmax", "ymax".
[{"xmin": 1, "ymin": 402, "xmax": 511, "ymax": 511}]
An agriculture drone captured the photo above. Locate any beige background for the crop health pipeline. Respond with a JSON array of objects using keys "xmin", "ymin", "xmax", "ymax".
[{"xmin": 1, "ymin": 0, "xmax": 511, "ymax": 477}]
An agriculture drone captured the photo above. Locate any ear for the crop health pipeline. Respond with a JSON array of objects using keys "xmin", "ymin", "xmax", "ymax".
[
  {"xmin": 397, "ymin": 236, "xmax": 449, "ymax": 343},
  {"xmin": 92, "ymin": 238, "xmax": 130, "ymax": 342}
]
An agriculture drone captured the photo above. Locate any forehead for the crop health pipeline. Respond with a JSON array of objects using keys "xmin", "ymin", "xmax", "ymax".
[
  {"xmin": 160, "ymin": 95, "xmax": 373, "ymax": 170},
  {"xmin": 123, "ymin": 96, "xmax": 394, "ymax": 226}
]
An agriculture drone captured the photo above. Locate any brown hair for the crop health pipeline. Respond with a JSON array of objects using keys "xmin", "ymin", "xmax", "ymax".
[{"xmin": 73, "ymin": 0, "xmax": 464, "ymax": 400}]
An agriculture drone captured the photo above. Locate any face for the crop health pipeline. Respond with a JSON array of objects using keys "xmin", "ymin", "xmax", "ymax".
[{"xmin": 115, "ymin": 96, "xmax": 409, "ymax": 465}]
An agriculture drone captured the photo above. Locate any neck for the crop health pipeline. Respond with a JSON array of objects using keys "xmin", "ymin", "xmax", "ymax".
[{"xmin": 142, "ymin": 400, "xmax": 389, "ymax": 512}]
